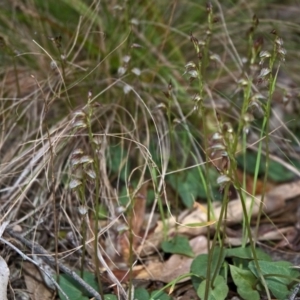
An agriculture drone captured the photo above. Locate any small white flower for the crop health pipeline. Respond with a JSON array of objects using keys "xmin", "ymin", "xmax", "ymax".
[
  {"xmin": 69, "ymin": 179, "xmax": 82, "ymax": 189},
  {"xmin": 123, "ymin": 84, "xmax": 132, "ymax": 94},
  {"xmin": 131, "ymin": 68, "xmax": 141, "ymax": 76},
  {"xmin": 72, "ymin": 120, "xmax": 87, "ymax": 129},
  {"xmin": 217, "ymin": 175, "xmax": 231, "ymax": 185},
  {"xmin": 130, "ymin": 18, "xmax": 139, "ymax": 25},
  {"xmin": 79, "ymin": 155, "xmax": 94, "ymax": 164},
  {"xmin": 185, "ymin": 61, "xmax": 196, "ymax": 69},
  {"xmin": 258, "ymin": 68, "xmax": 271, "ymax": 78},
  {"xmin": 259, "ymin": 50, "xmax": 271, "ymax": 59},
  {"xmin": 123, "ymin": 55, "xmax": 131, "ymax": 63},
  {"xmin": 85, "ymin": 169, "xmax": 96, "ymax": 179},
  {"xmin": 50, "ymin": 60, "xmax": 58, "ymax": 70},
  {"xmin": 78, "ymin": 205, "xmax": 88, "ymax": 215},
  {"xmin": 72, "ymin": 148, "xmax": 84, "ymax": 156},
  {"xmin": 211, "ymin": 132, "xmax": 223, "ymax": 141},
  {"xmin": 118, "ymin": 66, "xmax": 126, "ymax": 76},
  {"xmin": 210, "ymin": 54, "xmax": 221, "ymax": 62},
  {"xmin": 93, "ymin": 136, "xmax": 102, "ymax": 145}
]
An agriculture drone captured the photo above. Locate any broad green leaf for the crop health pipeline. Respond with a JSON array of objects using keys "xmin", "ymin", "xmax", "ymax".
[
  {"xmin": 236, "ymin": 152, "xmax": 300, "ymax": 182},
  {"xmin": 58, "ymin": 271, "xmax": 99, "ymax": 300},
  {"xmin": 134, "ymin": 287, "xmax": 150, "ymax": 300},
  {"xmin": 249, "ymin": 260, "xmax": 299, "ymax": 285},
  {"xmin": 118, "ymin": 180, "xmax": 138, "ymax": 206},
  {"xmin": 97, "ymin": 204, "xmax": 108, "ymax": 219},
  {"xmin": 226, "ymin": 246, "xmax": 271, "ymax": 261},
  {"xmin": 167, "ymin": 167, "xmax": 219, "ymax": 208},
  {"xmin": 248, "ymin": 260, "xmax": 300, "ymax": 299},
  {"xmin": 150, "ymin": 290, "xmax": 172, "ymax": 300},
  {"xmin": 230, "ymin": 265, "xmax": 260, "ymax": 300},
  {"xmin": 265, "ymin": 282, "xmax": 289, "ymax": 300},
  {"xmin": 107, "ymin": 145, "xmax": 129, "ymax": 182},
  {"xmin": 161, "ymin": 235, "xmax": 194, "ymax": 257},
  {"xmin": 197, "ymin": 275, "xmax": 228, "ymax": 300},
  {"xmin": 191, "ymin": 247, "xmax": 226, "ymax": 290},
  {"xmin": 265, "ymin": 158, "xmax": 300, "ymax": 182},
  {"xmin": 104, "ymin": 295, "xmax": 118, "ymax": 300}
]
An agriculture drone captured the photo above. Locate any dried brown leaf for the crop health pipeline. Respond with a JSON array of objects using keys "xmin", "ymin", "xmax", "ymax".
[
  {"xmin": 136, "ymin": 236, "xmax": 208, "ymax": 283},
  {"xmin": 23, "ymin": 262, "xmax": 53, "ymax": 300}
]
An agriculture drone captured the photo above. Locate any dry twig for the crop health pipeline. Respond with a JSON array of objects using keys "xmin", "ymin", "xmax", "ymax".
[{"xmin": 4, "ymin": 228, "xmax": 102, "ymax": 300}]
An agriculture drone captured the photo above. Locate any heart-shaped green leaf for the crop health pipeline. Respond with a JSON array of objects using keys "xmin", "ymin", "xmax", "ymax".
[
  {"xmin": 248, "ymin": 260, "xmax": 300, "ymax": 299},
  {"xmin": 161, "ymin": 235, "xmax": 194, "ymax": 257},
  {"xmin": 230, "ymin": 264, "xmax": 260, "ymax": 300},
  {"xmin": 197, "ymin": 275, "xmax": 229, "ymax": 300}
]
